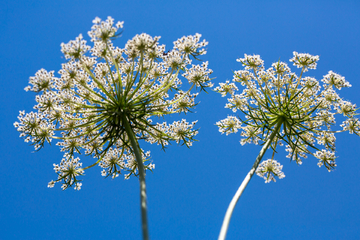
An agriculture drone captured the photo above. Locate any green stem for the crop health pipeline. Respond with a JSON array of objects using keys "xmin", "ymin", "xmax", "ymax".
[
  {"xmin": 218, "ymin": 119, "xmax": 283, "ymax": 240},
  {"xmin": 123, "ymin": 117, "xmax": 150, "ymax": 240}
]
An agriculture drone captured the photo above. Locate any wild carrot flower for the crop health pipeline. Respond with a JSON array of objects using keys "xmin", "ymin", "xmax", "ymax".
[
  {"xmin": 14, "ymin": 16, "xmax": 212, "ymax": 240},
  {"xmin": 215, "ymin": 52, "xmax": 359, "ymax": 240},
  {"xmin": 255, "ymin": 159, "xmax": 285, "ymax": 183}
]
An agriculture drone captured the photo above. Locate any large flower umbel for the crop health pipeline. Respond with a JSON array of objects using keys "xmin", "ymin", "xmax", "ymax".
[
  {"xmin": 14, "ymin": 16, "xmax": 213, "ymax": 190},
  {"xmin": 15, "ymin": 16, "xmax": 212, "ymax": 240},
  {"xmin": 215, "ymin": 52, "xmax": 359, "ymax": 240}
]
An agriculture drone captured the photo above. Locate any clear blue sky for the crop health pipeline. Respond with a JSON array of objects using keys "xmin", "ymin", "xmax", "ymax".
[{"xmin": 2, "ymin": 1, "xmax": 360, "ymax": 239}]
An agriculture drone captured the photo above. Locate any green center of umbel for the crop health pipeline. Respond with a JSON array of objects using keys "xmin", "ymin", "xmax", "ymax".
[
  {"xmin": 105, "ymin": 102, "xmax": 128, "ymax": 127},
  {"xmin": 101, "ymin": 98, "xmax": 148, "ymax": 140}
]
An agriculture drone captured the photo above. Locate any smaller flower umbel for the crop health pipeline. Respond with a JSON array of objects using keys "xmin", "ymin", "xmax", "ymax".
[
  {"xmin": 255, "ymin": 159, "xmax": 285, "ymax": 183},
  {"xmin": 14, "ymin": 16, "xmax": 212, "ymax": 240},
  {"xmin": 215, "ymin": 52, "xmax": 359, "ymax": 240}
]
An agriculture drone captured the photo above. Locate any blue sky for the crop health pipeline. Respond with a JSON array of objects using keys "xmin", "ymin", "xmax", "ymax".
[{"xmin": 2, "ymin": 1, "xmax": 360, "ymax": 239}]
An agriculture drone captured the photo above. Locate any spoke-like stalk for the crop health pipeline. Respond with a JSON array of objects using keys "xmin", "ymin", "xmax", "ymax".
[
  {"xmin": 123, "ymin": 117, "xmax": 149, "ymax": 240},
  {"xmin": 218, "ymin": 119, "xmax": 283, "ymax": 240}
]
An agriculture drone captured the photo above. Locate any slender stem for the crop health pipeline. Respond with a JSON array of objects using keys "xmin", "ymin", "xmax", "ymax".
[
  {"xmin": 218, "ymin": 119, "xmax": 283, "ymax": 240},
  {"xmin": 123, "ymin": 117, "xmax": 150, "ymax": 240}
]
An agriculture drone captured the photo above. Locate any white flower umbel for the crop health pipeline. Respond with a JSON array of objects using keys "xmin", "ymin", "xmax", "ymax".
[
  {"xmin": 256, "ymin": 159, "xmax": 285, "ymax": 183},
  {"xmin": 215, "ymin": 52, "xmax": 359, "ymax": 240},
  {"xmin": 14, "ymin": 16, "xmax": 212, "ymax": 240}
]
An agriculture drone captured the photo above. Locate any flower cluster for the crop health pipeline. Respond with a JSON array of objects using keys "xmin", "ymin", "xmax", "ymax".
[
  {"xmin": 15, "ymin": 16, "xmax": 212, "ymax": 190},
  {"xmin": 255, "ymin": 159, "xmax": 285, "ymax": 183},
  {"xmin": 47, "ymin": 153, "xmax": 84, "ymax": 190},
  {"xmin": 215, "ymin": 52, "xmax": 359, "ymax": 180}
]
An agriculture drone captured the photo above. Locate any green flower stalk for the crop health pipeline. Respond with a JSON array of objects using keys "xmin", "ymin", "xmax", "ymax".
[
  {"xmin": 14, "ymin": 16, "xmax": 213, "ymax": 240},
  {"xmin": 215, "ymin": 52, "xmax": 359, "ymax": 240}
]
